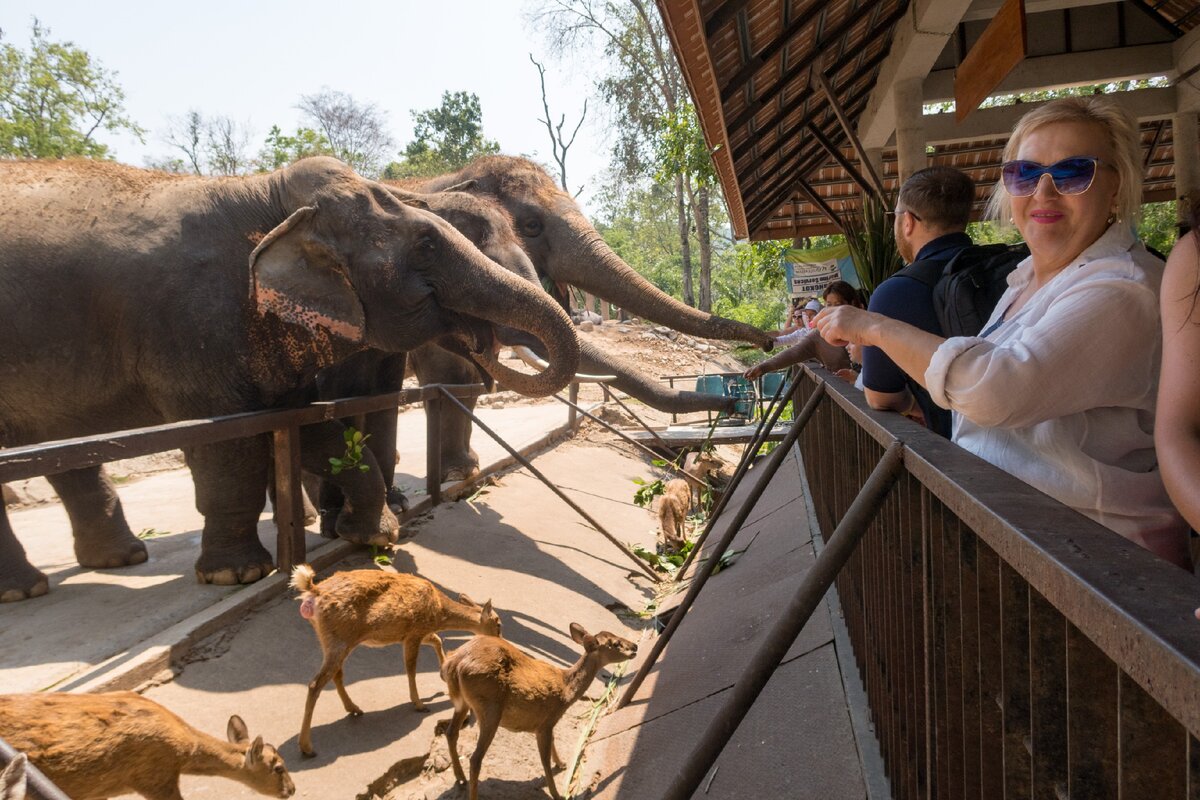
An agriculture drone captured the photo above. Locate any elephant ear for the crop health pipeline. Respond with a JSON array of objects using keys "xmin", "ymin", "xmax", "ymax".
[
  {"xmin": 249, "ymin": 205, "xmax": 366, "ymax": 343},
  {"xmin": 383, "ymin": 187, "xmax": 430, "ymax": 211}
]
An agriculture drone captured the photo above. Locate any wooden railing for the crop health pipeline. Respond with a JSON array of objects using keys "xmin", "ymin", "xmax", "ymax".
[{"xmin": 795, "ymin": 368, "xmax": 1200, "ymax": 799}]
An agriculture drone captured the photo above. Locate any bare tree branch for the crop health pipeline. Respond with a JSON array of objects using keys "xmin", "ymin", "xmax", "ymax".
[{"xmin": 530, "ymin": 53, "xmax": 588, "ymax": 194}]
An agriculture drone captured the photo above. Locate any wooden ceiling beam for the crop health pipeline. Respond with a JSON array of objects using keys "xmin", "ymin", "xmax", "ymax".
[
  {"xmin": 806, "ymin": 123, "xmax": 879, "ymax": 198},
  {"xmin": 704, "ymin": 0, "xmax": 751, "ymax": 38},
  {"xmin": 813, "ymin": 69, "xmax": 888, "ymax": 198},
  {"xmin": 797, "ymin": 179, "xmax": 847, "ymax": 232},
  {"xmin": 723, "ymin": 0, "xmax": 894, "ymax": 130},
  {"xmin": 719, "ymin": 0, "xmax": 830, "ymax": 103},
  {"xmin": 729, "ymin": 12, "xmax": 899, "ymax": 161}
]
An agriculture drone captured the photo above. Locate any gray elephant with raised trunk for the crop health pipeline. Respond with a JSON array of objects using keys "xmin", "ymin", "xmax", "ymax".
[{"xmin": 0, "ymin": 157, "xmax": 579, "ymax": 602}]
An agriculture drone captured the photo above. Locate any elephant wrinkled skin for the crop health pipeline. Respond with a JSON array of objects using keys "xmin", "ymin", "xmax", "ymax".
[{"xmin": 0, "ymin": 157, "xmax": 579, "ymax": 601}]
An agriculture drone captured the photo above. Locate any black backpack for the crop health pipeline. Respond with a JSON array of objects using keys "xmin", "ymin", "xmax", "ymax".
[{"xmin": 897, "ymin": 243, "xmax": 1030, "ymax": 337}]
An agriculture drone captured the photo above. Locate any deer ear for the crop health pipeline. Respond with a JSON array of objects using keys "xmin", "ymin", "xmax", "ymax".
[
  {"xmin": 227, "ymin": 715, "xmax": 250, "ymax": 744},
  {"xmin": 569, "ymin": 622, "xmax": 590, "ymax": 645},
  {"xmin": 249, "ymin": 205, "xmax": 366, "ymax": 343},
  {"xmin": 244, "ymin": 736, "xmax": 265, "ymax": 767},
  {"xmin": 442, "ymin": 179, "xmax": 476, "ymax": 193},
  {"xmin": 459, "ymin": 592, "xmax": 475, "ymax": 607},
  {"xmin": 481, "ymin": 600, "xmax": 494, "ymax": 617},
  {"xmin": 1, "ymin": 753, "xmax": 26, "ymax": 800}
]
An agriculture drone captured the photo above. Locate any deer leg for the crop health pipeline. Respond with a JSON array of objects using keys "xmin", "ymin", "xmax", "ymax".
[
  {"xmin": 468, "ymin": 703, "xmax": 502, "ymax": 800},
  {"xmin": 445, "ymin": 702, "xmax": 470, "ymax": 785},
  {"xmin": 403, "ymin": 636, "xmax": 429, "ymax": 711},
  {"xmin": 300, "ymin": 647, "xmax": 348, "ymax": 757},
  {"xmin": 536, "ymin": 726, "xmax": 563, "ymax": 799},
  {"xmin": 333, "ymin": 666, "xmax": 363, "ymax": 716},
  {"xmin": 142, "ymin": 778, "xmax": 185, "ymax": 800},
  {"xmin": 423, "ymin": 633, "xmax": 446, "ymax": 667}
]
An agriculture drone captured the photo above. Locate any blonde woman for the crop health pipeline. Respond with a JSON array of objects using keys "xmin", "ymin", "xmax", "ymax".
[{"xmin": 816, "ymin": 96, "xmax": 1189, "ymax": 568}]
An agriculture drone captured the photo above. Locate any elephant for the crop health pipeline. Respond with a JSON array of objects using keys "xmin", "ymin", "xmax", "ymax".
[
  {"xmin": 381, "ymin": 160, "xmax": 767, "ymax": 483},
  {"xmin": 0, "ymin": 157, "xmax": 580, "ymax": 602}
]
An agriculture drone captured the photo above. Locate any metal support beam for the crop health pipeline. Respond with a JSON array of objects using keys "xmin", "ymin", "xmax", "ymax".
[
  {"xmin": 0, "ymin": 737, "xmax": 72, "ymax": 800},
  {"xmin": 661, "ymin": 441, "xmax": 905, "ymax": 800},
  {"xmin": 551, "ymin": 392, "xmax": 686, "ymax": 472},
  {"xmin": 618, "ymin": 379, "xmax": 827, "ymax": 709},
  {"xmin": 437, "ymin": 388, "xmax": 661, "ymax": 584},
  {"xmin": 425, "ymin": 395, "xmax": 443, "ymax": 506},
  {"xmin": 605, "ymin": 391, "xmax": 681, "ymax": 457}
]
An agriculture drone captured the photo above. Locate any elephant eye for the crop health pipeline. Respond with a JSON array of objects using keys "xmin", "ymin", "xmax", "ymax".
[
  {"xmin": 520, "ymin": 218, "xmax": 543, "ymax": 237},
  {"xmin": 416, "ymin": 235, "xmax": 437, "ymax": 254}
]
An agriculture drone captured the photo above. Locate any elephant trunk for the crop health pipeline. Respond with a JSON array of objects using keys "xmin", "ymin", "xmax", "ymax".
[
  {"xmin": 437, "ymin": 247, "xmax": 580, "ymax": 398},
  {"xmin": 517, "ymin": 334, "xmax": 735, "ymax": 414},
  {"xmin": 561, "ymin": 220, "xmax": 774, "ymax": 350}
]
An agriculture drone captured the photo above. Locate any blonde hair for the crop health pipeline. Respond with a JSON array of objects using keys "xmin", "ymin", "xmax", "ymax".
[{"xmin": 985, "ymin": 95, "xmax": 1143, "ymax": 228}]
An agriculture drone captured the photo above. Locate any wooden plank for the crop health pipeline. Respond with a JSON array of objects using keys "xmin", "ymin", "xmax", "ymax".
[
  {"xmin": 955, "ymin": 0, "xmax": 1028, "ymax": 122},
  {"xmin": 1119, "ymin": 671, "xmax": 1187, "ymax": 798},
  {"xmin": 1028, "ymin": 587, "xmax": 1068, "ymax": 800},
  {"xmin": 272, "ymin": 426, "xmax": 306, "ymax": 571},
  {"xmin": 1000, "ymin": 561, "xmax": 1032, "ymax": 800},
  {"xmin": 978, "ymin": 542, "xmax": 1005, "ymax": 799},
  {"xmin": 1066, "ymin": 627, "xmax": 1118, "ymax": 799}
]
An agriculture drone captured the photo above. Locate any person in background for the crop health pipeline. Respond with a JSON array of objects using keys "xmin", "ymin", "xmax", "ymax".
[
  {"xmin": 745, "ymin": 286, "xmax": 861, "ymax": 380},
  {"xmin": 861, "ymin": 167, "xmax": 976, "ymax": 436},
  {"xmin": 775, "ymin": 298, "xmax": 824, "ymax": 345},
  {"xmin": 770, "ymin": 298, "xmax": 808, "ymax": 337},
  {"xmin": 816, "ymin": 96, "xmax": 1189, "ymax": 569},
  {"xmin": 1156, "ymin": 199, "xmax": 1200, "ymax": 540}
]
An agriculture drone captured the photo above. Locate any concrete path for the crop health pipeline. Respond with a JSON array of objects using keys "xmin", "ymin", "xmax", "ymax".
[{"xmin": 0, "ymin": 402, "xmax": 573, "ymax": 696}]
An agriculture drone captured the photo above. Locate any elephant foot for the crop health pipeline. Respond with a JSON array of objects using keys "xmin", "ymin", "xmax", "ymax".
[
  {"xmin": 442, "ymin": 464, "xmax": 480, "ymax": 483},
  {"xmin": 335, "ymin": 505, "xmax": 400, "ymax": 547},
  {"xmin": 386, "ymin": 485, "xmax": 410, "ymax": 514},
  {"xmin": 194, "ymin": 540, "xmax": 275, "ymax": 586},
  {"xmin": 318, "ymin": 507, "xmax": 340, "ymax": 540},
  {"xmin": 0, "ymin": 561, "xmax": 50, "ymax": 603},
  {"xmin": 74, "ymin": 528, "xmax": 149, "ymax": 570}
]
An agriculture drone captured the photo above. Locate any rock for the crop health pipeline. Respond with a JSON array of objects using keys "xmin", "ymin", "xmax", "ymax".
[
  {"xmin": 578, "ymin": 321, "xmax": 594, "ymax": 332},
  {"xmin": 617, "ymin": 326, "xmax": 631, "ymax": 333},
  {"xmin": 653, "ymin": 326, "xmax": 671, "ymax": 335},
  {"xmin": 695, "ymin": 343, "xmax": 711, "ymax": 352},
  {"xmin": 492, "ymin": 402, "xmax": 505, "ymax": 410},
  {"xmin": 430, "ymin": 751, "xmax": 451, "ymax": 772}
]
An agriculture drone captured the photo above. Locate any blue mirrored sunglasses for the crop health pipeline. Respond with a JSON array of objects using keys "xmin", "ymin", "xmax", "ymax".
[{"xmin": 1001, "ymin": 157, "xmax": 1106, "ymax": 197}]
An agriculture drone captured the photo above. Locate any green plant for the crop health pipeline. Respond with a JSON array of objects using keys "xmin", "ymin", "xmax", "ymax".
[
  {"xmin": 329, "ymin": 427, "xmax": 371, "ymax": 475},
  {"xmin": 844, "ymin": 193, "xmax": 902, "ymax": 299},
  {"xmin": 370, "ymin": 545, "xmax": 393, "ymax": 567},
  {"xmin": 632, "ymin": 477, "xmax": 665, "ymax": 507},
  {"xmin": 136, "ymin": 528, "xmax": 169, "ymax": 539}
]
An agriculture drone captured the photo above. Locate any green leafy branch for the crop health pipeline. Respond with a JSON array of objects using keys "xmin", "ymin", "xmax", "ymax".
[
  {"xmin": 631, "ymin": 476, "xmax": 665, "ymax": 508},
  {"xmin": 329, "ymin": 427, "xmax": 371, "ymax": 475}
]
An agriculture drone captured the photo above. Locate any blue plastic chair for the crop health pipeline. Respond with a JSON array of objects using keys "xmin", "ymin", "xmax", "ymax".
[
  {"xmin": 723, "ymin": 376, "xmax": 756, "ymax": 420},
  {"xmin": 759, "ymin": 371, "xmax": 787, "ymax": 419}
]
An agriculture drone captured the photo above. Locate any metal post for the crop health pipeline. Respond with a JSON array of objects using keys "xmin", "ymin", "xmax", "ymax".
[
  {"xmin": 675, "ymin": 375, "xmax": 815, "ymax": 579},
  {"xmin": 605, "ymin": 391, "xmax": 679, "ymax": 456},
  {"xmin": 618, "ymin": 379, "xmax": 827, "ymax": 709},
  {"xmin": 0, "ymin": 736, "xmax": 72, "ymax": 800},
  {"xmin": 272, "ymin": 425, "xmax": 306, "ymax": 570},
  {"xmin": 437, "ymin": 388, "xmax": 661, "ymax": 584},
  {"xmin": 551, "ymin": 392, "xmax": 689, "ymax": 471},
  {"xmin": 425, "ymin": 395, "xmax": 442, "ymax": 505},
  {"xmin": 662, "ymin": 442, "xmax": 905, "ymax": 800}
]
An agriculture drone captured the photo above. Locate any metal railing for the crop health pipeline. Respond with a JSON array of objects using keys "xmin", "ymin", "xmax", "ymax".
[{"xmin": 654, "ymin": 366, "xmax": 1200, "ymax": 799}]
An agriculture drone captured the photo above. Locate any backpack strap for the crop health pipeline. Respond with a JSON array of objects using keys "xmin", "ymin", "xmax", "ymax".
[{"xmin": 895, "ymin": 257, "xmax": 949, "ymax": 288}]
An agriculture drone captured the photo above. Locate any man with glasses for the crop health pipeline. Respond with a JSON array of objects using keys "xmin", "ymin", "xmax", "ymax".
[{"xmin": 864, "ymin": 166, "xmax": 976, "ymax": 437}]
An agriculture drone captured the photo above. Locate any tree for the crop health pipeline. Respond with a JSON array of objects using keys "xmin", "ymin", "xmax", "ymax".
[
  {"xmin": 529, "ymin": 54, "xmax": 587, "ymax": 195},
  {"xmin": 155, "ymin": 110, "xmax": 252, "ymax": 175},
  {"xmin": 0, "ymin": 20, "xmax": 144, "ymax": 159},
  {"xmin": 254, "ymin": 125, "xmax": 333, "ymax": 172},
  {"xmin": 384, "ymin": 91, "xmax": 500, "ymax": 180},
  {"xmin": 297, "ymin": 89, "xmax": 394, "ymax": 177}
]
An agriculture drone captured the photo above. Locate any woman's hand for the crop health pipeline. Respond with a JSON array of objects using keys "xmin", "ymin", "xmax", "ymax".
[
  {"xmin": 744, "ymin": 363, "xmax": 766, "ymax": 380},
  {"xmin": 814, "ymin": 306, "xmax": 878, "ymax": 347}
]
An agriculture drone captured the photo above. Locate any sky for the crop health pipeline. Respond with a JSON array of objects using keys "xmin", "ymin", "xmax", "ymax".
[{"xmin": 0, "ymin": 0, "xmax": 611, "ymax": 212}]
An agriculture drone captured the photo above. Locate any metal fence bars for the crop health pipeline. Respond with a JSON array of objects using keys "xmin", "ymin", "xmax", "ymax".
[{"xmin": 794, "ymin": 368, "xmax": 1200, "ymax": 800}]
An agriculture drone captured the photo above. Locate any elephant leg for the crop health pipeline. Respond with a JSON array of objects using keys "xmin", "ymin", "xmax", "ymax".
[
  {"xmin": 0, "ymin": 509, "xmax": 49, "ymax": 602},
  {"xmin": 299, "ymin": 421, "xmax": 398, "ymax": 547},
  {"xmin": 441, "ymin": 398, "xmax": 480, "ymax": 483},
  {"xmin": 46, "ymin": 466, "xmax": 147, "ymax": 569},
  {"xmin": 185, "ymin": 436, "xmax": 275, "ymax": 586}
]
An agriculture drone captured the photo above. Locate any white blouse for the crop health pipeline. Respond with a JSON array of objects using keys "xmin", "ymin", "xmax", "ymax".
[{"xmin": 924, "ymin": 223, "xmax": 1189, "ymax": 567}]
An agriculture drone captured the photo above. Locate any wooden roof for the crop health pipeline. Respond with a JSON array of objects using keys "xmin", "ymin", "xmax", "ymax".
[{"xmin": 658, "ymin": 0, "xmax": 1193, "ymax": 240}]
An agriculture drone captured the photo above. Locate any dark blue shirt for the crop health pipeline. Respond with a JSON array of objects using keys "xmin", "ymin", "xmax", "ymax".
[{"xmin": 862, "ymin": 232, "xmax": 973, "ymax": 438}]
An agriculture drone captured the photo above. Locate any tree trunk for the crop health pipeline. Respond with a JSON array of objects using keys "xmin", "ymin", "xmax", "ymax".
[
  {"xmin": 695, "ymin": 184, "xmax": 712, "ymax": 313},
  {"xmin": 676, "ymin": 174, "xmax": 694, "ymax": 307}
]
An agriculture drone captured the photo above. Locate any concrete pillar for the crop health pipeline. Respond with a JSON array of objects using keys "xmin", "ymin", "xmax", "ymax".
[
  {"xmin": 865, "ymin": 147, "xmax": 887, "ymax": 199},
  {"xmin": 894, "ymin": 78, "xmax": 927, "ymax": 183},
  {"xmin": 1175, "ymin": 113, "xmax": 1199, "ymax": 230}
]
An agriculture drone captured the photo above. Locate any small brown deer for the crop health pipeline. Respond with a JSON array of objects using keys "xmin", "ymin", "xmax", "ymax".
[
  {"xmin": 290, "ymin": 564, "xmax": 502, "ymax": 757},
  {"xmin": 441, "ymin": 623, "xmax": 637, "ymax": 800},
  {"xmin": 0, "ymin": 692, "xmax": 294, "ymax": 800},
  {"xmin": 0, "ymin": 754, "xmax": 25, "ymax": 800},
  {"xmin": 656, "ymin": 478, "xmax": 692, "ymax": 550}
]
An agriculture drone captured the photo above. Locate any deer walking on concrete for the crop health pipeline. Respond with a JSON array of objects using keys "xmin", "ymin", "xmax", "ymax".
[
  {"xmin": 441, "ymin": 623, "xmax": 637, "ymax": 800},
  {"xmin": 657, "ymin": 478, "xmax": 692, "ymax": 550},
  {"xmin": 290, "ymin": 564, "xmax": 502, "ymax": 757},
  {"xmin": 0, "ymin": 692, "xmax": 294, "ymax": 800}
]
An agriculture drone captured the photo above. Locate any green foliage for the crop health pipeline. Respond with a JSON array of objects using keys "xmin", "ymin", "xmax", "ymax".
[
  {"xmin": 329, "ymin": 427, "xmax": 371, "ymax": 476},
  {"xmin": 654, "ymin": 102, "xmax": 716, "ymax": 188},
  {"xmin": 631, "ymin": 476, "xmax": 665, "ymax": 507},
  {"xmin": 0, "ymin": 20, "xmax": 144, "ymax": 159},
  {"xmin": 136, "ymin": 528, "xmax": 170, "ymax": 539},
  {"xmin": 384, "ymin": 91, "xmax": 499, "ymax": 179},
  {"xmin": 1139, "ymin": 201, "xmax": 1179, "ymax": 256},
  {"xmin": 370, "ymin": 545, "xmax": 393, "ymax": 566},
  {"xmin": 844, "ymin": 193, "xmax": 902, "ymax": 298},
  {"xmin": 255, "ymin": 125, "xmax": 333, "ymax": 172},
  {"xmin": 965, "ymin": 219, "xmax": 1025, "ymax": 245}
]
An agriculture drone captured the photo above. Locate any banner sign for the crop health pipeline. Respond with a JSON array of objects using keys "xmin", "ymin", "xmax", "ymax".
[{"xmin": 782, "ymin": 242, "xmax": 859, "ymax": 299}]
